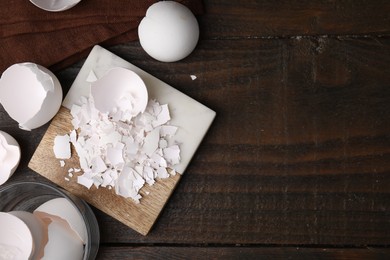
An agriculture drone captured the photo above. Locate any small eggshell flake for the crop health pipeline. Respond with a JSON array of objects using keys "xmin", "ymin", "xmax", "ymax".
[
  {"xmin": 0, "ymin": 131, "xmax": 21, "ymax": 185},
  {"xmin": 29, "ymin": 0, "xmax": 82, "ymax": 12},
  {"xmin": 138, "ymin": 1, "xmax": 200, "ymax": 62},
  {"xmin": 34, "ymin": 198, "xmax": 87, "ymax": 244},
  {"xmin": 86, "ymin": 70, "xmax": 98, "ymax": 83},
  {"xmin": 91, "ymin": 67, "xmax": 148, "ymax": 118},
  {"xmin": 0, "ymin": 212, "xmax": 33, "ymax": 260},
  {"xmin": 0, "ymin": 63, "xmax": 62, "ymax": 131},
  {"xmin": 53, "ymin": 134, "xmax": 71, "ymax": 159}
]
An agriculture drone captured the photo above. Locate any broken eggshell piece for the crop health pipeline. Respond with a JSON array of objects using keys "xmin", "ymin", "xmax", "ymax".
[
  {"xmin": 34, "ymin": 197, "xmax": 87, "ymax": 244},
  {"xmin": 29, "ymin": 0, "xmax": 82, "ymax": 12},
  {"xmin": 9, "ymin": 211, "xmax": 48, "ymax": 260},
  {"xmin": 90, "ymin": 67, "xmax": 148, "ymax": 119},
  {"xmin": 0, "ymin": 212, "xmax": 34, "ymax": 260},
  {"xmin": 36, "ymin": 213, "xmax": 84, "ymax": 260},
  {"xmin": 0, "ymin": 131, "xmax": 21, "ymax": 185},
  {"xmin": 0, "ymin": 63, "xmax": 63, "ymax": 131}
]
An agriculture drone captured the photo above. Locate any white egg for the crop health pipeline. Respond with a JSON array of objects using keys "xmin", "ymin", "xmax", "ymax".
[
  {"xmin": 9, "ymin": 211, "xmax": 48, "ymax": 260},
  {"xmin": 0, "ymin": 212, "xmax": 34, "ymax": 260},
  {"xmin": 0, "ymin": 131, "xmax": 21, "ymax": 185},
  {"xmin": 37, "ymin": 214, "xmax": 84, "ymax": 260},
  {"xmin": 0, "ymin": 63, "xmax": 63, "ymax": 131},
  {"xmin": 34, "ymin": 197, "xmax": 87, "ymax": 244},
  {"xmin": 138, "ymin": 1, "xmax": 200, "ymax": 62},
  {"xmin": 29, "ymin": 0, "xmax": 82, "ymax": 12},
  {"xmin": 91, "ymin": 67, "xmax": 148, "ymax": 118}
]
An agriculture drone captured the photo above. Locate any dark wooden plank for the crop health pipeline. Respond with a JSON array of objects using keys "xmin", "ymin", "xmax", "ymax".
[
  {"xmin": 96, "ymin": 246, "xmax": 390, "ymax": 260},
  {"xmin": 200, "ymin": 0, "xmax": 390, "ymax": 38}
]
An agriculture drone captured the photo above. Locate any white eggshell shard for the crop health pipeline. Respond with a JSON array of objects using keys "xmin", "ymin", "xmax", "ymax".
[
  {"xmin": 0, "ymin": 63, "xmax": 62, "ymax": 131},
  {"xmin": 138, "ymin": 1, "xmax": 199, "ymax": 62},
  {"xmin": 0, "ymin": 212, "xmax": 34, "ymax": 260},
  {"xmin": 34, "ymin": 198, "xmax": 87, "ymax": 244},
  {"xmin": 0, "ymin": 131, "xmax": 21, "ymax": 185},
  {"xmin": 91, "ymin": 67, "xmax": 148, "ymax": 118},
  {"xmin": 9, "ymin": 211, "xmax": 48, "ymax": 260},
  {"xmin": 29, "ymin": 0, "xmax": 82, "ymax": 12},
  {"xmin": 53, "ymin": 134, "xmax": 71, "ymax": 159},
  {"xmin": 36, "ymin": 214, "xmax": 84, "ymax": 260}
]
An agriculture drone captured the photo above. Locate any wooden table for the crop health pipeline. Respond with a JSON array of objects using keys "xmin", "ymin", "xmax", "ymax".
[{"xmin": 1, "ymin": 1, "xmax": 390, "ymax": 259}]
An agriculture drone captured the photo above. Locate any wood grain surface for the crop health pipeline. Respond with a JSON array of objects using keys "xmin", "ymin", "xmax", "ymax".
[{"xmin": 1, "ymin": 0, "xmax": 390, "ymax": 259}]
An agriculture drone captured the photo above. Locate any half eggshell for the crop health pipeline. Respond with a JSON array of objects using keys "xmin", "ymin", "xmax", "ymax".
[
  {"xmin": 0, "ymin": 131, "xmax": 21, "ymax": 185},
  {"xmin": 0, "ymin": 63, "xmax": 63, "ymax": 131},
  {"xmin": 90, "ymin": 67, "xmax": 148, "ymax": 119},
  {"xmin": 29, "ymin": 0, "xmax": 82, "ymax": 12}
]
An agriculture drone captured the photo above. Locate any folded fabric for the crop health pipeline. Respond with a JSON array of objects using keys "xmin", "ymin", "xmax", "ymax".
[{"xmin": 0, "ymin": 0, "xmax": 204, "ymax": 72}]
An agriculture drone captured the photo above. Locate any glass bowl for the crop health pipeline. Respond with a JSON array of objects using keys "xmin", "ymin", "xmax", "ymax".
[{"xmin": 0, "ymin": 181, "xmax": 99, "ymax": 260}]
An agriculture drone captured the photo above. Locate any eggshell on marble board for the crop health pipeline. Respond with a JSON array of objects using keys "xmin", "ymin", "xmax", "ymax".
[{"xmin": 91, "ymin": 67, "xmax": 148, "ymax": 118}]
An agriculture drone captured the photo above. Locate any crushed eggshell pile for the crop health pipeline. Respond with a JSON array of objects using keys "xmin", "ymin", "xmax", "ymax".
[
  {"xmin": 0, "ymin": 198, "xmax": 86, "ymax": 260},
  {"xmin": 54, "ymin": 68, "xmax": 181, "ymax": 202}
]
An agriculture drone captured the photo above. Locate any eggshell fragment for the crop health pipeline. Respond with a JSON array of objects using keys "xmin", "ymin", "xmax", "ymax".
[
  {"xmin": 29, "ymin": 0, "xmax": 82, "ymax": 12},
  {"xmin": 9, "ymin": 211, "xmax": 48, "ymax": 259},
  {"xmin": 91, "ymin": 67, "xmax": 148, "ymax": 119},
  {"xmin": 0, "ymin": 131, "xmax": 21, "ymax": 185},
  {"xmin": 138, "ymin": 1, "xmax": 199, "ymax": 62},
  {"xmin": 0, "ymin": 212, "xmax": 33, "ymax": 260},
  {"xmin": 0, "ymin": 63, "xmax": 62, "ymax": 130},
  {"xmin": 34, "ymin": 198, "xmax": 87, "ymax": 244},
  {"xmin": 53, "ymin": 134, "xmax": 71, "ymax": 159},
  {"xmin": 36, "ymin": 214, "xmax": 84, "ymax": 260}
]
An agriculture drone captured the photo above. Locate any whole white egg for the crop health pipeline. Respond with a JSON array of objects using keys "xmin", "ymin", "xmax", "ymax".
[{"xmin": 138, "ymin": 1, "xmax": 200, "ymax": 62}]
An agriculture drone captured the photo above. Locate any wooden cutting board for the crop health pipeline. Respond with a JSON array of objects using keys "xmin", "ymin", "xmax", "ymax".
[{"xmin": 29, "ymin": 46, "xmax": 216, "ymax": 235}]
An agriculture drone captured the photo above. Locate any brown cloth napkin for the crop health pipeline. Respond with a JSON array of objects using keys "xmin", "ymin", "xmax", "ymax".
[{"xmin": 0, "ymin": 0, "xmax": 204, "ymax": 73}]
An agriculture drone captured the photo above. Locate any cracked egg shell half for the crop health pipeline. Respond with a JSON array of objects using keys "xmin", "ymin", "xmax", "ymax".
[
  {"xmin": 0, "ymin": 131, "xmax": 21, "ymax": 185},
  {"xmin": 90, "ymin": 67, "xmax": 148, "ymax": 118},
  {"xmin": 29, "ymin": 0, "xmax": 82, "ymax": 12},
  {"xmin": 34, "ymin": 197, "xmax": 87, "ymax": 244},
  {"xmin": 0, "ymin": 63, "xmax": 63, "ymax": 131}
]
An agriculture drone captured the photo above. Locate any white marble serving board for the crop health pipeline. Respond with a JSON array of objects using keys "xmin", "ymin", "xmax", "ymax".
[{"xmin": 63, "ymin": 45, "xmax": 216, "ymax": 174}]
